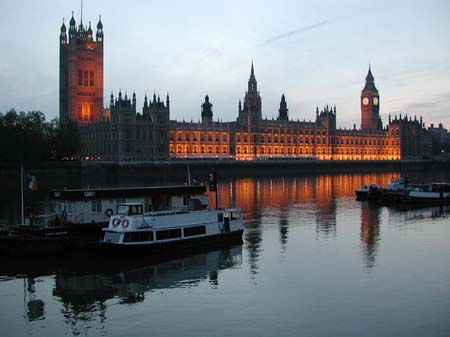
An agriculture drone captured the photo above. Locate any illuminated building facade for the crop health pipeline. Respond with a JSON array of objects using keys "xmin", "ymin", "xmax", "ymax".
[
  {"xmin": 59, "ymin": 13, "xmax": 104, "ymax": 125},
  {"xmin": 67, "ymin": 14, "xmax": 430, "ymax": 161},
  {"xmin": 169, "ymin": 64, "xmax": 423, "ymax": 161}
]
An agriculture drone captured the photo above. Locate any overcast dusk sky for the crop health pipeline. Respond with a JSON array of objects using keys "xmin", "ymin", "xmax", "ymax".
[{"xmin": 1, "ymin": 0, "xmax": 449, "ymax": 129}]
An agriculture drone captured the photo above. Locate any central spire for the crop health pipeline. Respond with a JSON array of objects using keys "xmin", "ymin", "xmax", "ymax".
[{"xmin": 248, "ymin": 61, "xmax": 257, "ymax": 93}]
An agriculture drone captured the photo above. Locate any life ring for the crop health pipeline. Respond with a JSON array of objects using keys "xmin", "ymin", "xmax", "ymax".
[
  {"xmin": 112, "ymin": 218, "xmax": 121, "ymax": 227},
  {"xmin": 105, "ymin": 208, "xmax": 113, "ymax": 218},
  {"xmin": 122, "ymin": 219, "xmax": 129, "ymax": 228}
]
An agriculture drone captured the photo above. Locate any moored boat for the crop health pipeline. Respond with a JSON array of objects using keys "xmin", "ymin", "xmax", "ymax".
[
  {"xmin": 0, "ymin": 185, "xmax": 210, "ymax": 256},
  {"xmin": 355, "ymin": 184, "xmax": 383, "ymax": 201},
  {"xmin": 401, "ymin": 183, "xmax": 450, "ymax": 206},
  {"xmin": 100, "ymin": 203, "xmax": 244, "ymax": 254}
]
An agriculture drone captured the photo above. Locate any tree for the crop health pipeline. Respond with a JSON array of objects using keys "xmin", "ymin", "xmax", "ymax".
[{"xmin": 0, "ymin": 110, "xmax": 80, "ymax": 162}]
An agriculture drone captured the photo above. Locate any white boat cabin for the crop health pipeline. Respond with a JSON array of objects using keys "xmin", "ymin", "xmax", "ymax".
[{"xmin": 103, "ymin": 203, "xmax": 244, "ymax": 245}]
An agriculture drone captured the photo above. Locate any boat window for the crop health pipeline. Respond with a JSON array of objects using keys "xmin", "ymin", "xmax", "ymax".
[
  {"xmin": 117, "ymin": 204, "xmax": 129, "ymax": 215},
  {"xmin": 217, "ymin": 213, "xmax": 223, "ymax": 222},
  {"xmin": 156, "ymin": 228, "xmax": 182, "ymax": 240},
  {"xmin": 91, "ymin": 200, "xmax": 102, "ymax": 213},
  {"xmin": 156, "ymin": 230, "xmax": 169, "ymax": 240},
  {"xmin": 169, "ymin": 228, "xmax": 182, "ymax": 238},
  {"xmin": 184, "ymin": 226, "xmax": 206, "ymax": 237},
  {"xmin": 58, "ymin": 202, "xmax": 73, "ymax": 214},
  {"xmin": 104, "ymin": 231, "xmax": 121, "ymax": 243},
  {"xmin": 117, "ymin": 204, "xmax": 143, "ymax": 215},
  {"xmin": 231, "ymin": 211, "xmax": 242, "ymax": 220},
  {"xmin": 129, "ymin": 204, "xmax": 143, "ymax": 215},
  {"xmin": 124, "ymin": 231, "xmax": 154, "ymax": 242}
]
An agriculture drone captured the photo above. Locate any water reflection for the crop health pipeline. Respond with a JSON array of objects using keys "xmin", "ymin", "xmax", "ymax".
[
  {"xmin": 211, "ymin": 172, "xmax": 396, "ymax": 272},
  {"xmin": 388, "ymin": 205, "xmax": 450, "ymax": 229},
  {"xmin": 360, "ymin": 202, "xmax": 381, "ymax": 269},
  {"xmin": 52, "ymin": 246, "xmax": 241, "ymax": 332},
  {"xmin": 2, "ymin": 171, "xmax": 450, "ymax": 336},
  {"xmin": 279, "ymin": 214, "xmax": 288, "ymax": 253},
  {"xmin": 24, "ymin": 277, "xmax": 46, "ymax": 321}
]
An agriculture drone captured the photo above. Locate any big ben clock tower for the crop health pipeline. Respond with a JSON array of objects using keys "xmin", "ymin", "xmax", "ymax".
[{"xmin": 360, "ymin": 66, "xmax": 381, "ymax": 130}]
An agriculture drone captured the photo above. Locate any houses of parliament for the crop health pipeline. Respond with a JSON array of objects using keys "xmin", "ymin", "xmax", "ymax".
[{"xmin": 60, "ymin": 12, "xmax": 431, "ymax": 162}]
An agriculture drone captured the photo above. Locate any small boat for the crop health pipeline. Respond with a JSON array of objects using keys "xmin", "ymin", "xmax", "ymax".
[
  {"xmin": 355, "ymin": 184, "xmax": 382, "ymax": 201},
  {"xmin": 402, "ymin": 183, "xmax": 450, "ymax": 206},
  {"xmin": 100, "ymin": 203, "xmax": 244, "ymax": 254}
]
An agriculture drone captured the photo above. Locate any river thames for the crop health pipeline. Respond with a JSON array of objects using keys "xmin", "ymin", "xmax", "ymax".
[{"xmin": 0, "ymin": 172, "xmax": 449, "ymax": 336}]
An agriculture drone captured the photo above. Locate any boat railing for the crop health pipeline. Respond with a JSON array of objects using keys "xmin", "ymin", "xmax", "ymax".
[
  {"xmin": 30, "ymin": 213, "xmax": 56, "ymax": 228},
  {"xmin": 142, "ymin": 209, "xmax": 188, "ymax": 217}
]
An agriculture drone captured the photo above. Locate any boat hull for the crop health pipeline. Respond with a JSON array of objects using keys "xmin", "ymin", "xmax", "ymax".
[
  {"xmin": 0, "ymin": 223, "xmax": 106, "ymax": 257},
  {"xmin": 99, "ymin": 230, "xmax": 244, "ymax": 256}
]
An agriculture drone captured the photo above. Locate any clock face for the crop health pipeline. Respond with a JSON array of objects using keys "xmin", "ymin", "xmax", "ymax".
[
  {"xmin": 373, "ymin": 97, "xmax": 379, "ymax": 106},
  {"xmin": 362, "ymin": 97, "xmax": 369, "ymax": 106}
]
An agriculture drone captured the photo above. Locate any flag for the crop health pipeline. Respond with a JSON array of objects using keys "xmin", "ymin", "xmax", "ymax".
[
  {"xmin": 208, "ymin": 172, "xmax": 217, "ymax": 191},
  {"xmin": 27, "ymin": 173, "xmax": 39, "ymax": 191}
]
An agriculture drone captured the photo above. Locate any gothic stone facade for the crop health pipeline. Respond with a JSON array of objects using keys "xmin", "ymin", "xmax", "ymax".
[
  {"xmin": 67, "ymin": 15, "xmax": 429, "ymax": 161},
  {"xmin": 169, "ymin": 65, "xmax": 427, "ymax": 161},
  {"xmin": 59, "ymin": 13, "xmax": 104, "ymax": 125},
  {"xmin": 80, "ymin": 92, "xmax": 170, "ymax": 161}
]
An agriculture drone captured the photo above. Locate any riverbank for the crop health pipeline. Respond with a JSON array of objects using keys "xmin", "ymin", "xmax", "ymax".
[{"xmin": 1, "ymin": 159, "xmax": 449, "ymax": 191}]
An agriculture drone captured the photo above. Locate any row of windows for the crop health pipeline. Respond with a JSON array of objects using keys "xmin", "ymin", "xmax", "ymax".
[
  {"xmin": 235, "ymin": 146, "xmax": 400, "ymax": 155},
  {"xmin": 172, "ymin": 135, "xmax": 399, "ymax": 146},
  {"xmin": 170, "ymin": 145, "xmax": 228, "ymax": 154},
  {"xmin": 123, "ymin": 225, "xmax": 206, "ymax": 243},
  {"xmin": 171, "ymin": 135, "xmax": 228, "ymax": 142},
  {"xmin": 237, "ymin": 128, "xmax": 326, "ymax": 135}
]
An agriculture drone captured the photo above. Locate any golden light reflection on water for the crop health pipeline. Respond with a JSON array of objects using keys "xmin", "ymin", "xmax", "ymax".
[
  {"xmin": 205, "ymin": 172, "xmax": 398, "ymax": 273},
  {"xmin": 209, "ymin": 172, "xmax": 397, "ymax": 211}
]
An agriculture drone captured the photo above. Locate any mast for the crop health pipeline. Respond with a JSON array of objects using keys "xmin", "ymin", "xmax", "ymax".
[{"xmin": 21, "ymin": 165, "xmax": 24, "ymax": 225}]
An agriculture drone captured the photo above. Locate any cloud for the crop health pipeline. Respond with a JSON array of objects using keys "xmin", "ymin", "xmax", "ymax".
[{"xmin": 261, "ymin": 21, "xmax": 331, "ymax": 46}]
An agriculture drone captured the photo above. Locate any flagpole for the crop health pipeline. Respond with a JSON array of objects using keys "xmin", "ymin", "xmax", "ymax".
[
  {"xmin": 215, "ymin": 175, "xmax": 218, "ymax": 209},
  {"xmin": 187, "ymin": 164, "xmax": 191, "ymax": 186},
  {"xmin": 21, "ymin": 165, "xmax": 24, "ymax": 225}
]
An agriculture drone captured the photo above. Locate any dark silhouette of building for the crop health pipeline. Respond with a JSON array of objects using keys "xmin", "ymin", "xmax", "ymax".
[
  {"xmin": 80, "ymin": 91, "xmax": 170, "ymax": 161},
  {"xmin": 278, "ymin": 94, "xmax": 288, "ymax": 121},
  {"xmin": 201, "ymin": 95, "xmax": 213, "ymax": 124},
  {"xmin": 238, "ymin": 62, "xmax": 262, "ymax": 127}
]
